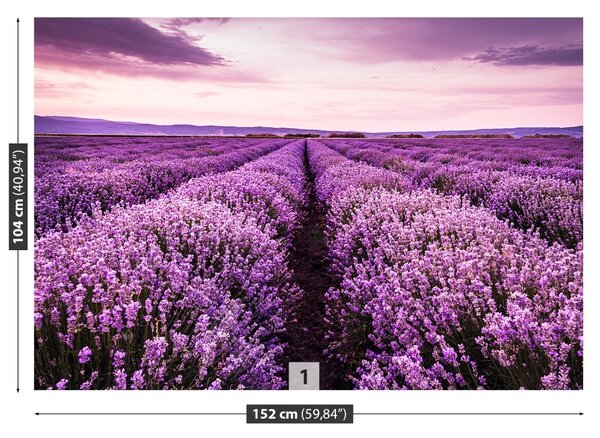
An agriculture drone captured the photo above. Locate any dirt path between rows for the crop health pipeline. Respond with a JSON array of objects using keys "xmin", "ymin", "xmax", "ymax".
[{"xmin": 282, "ymin": 141, "xmax": 351, "ymax": 390}]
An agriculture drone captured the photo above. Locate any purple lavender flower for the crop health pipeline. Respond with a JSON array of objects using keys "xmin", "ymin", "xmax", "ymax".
[
  {"xmin": 113, "ymin": 350, "xmax": 126, "ymax": 368},
  {"xmin": 55, "ymin": 379, "xmax": 69, "ymax": 390},
  {"xmin": 78, "ymin": 346, "xmax": 93, "ymax": 364}
]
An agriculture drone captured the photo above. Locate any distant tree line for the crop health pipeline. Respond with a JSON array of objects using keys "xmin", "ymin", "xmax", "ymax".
[
  {"xmin": 326, "ymin": 132, "xmax": 366, "ymax": 138},
  {"xmin": 434, "ymin": 134, "xmax": 514, "ymax": 139},
  {"xmin": 386, "ymin": 133, "xmax": 424, "ymax": 138},
  {"xmin": 522, "ymin": 134, "xmax": 574, "ymax": 139},
  {"xmin": 283, "ymin": 133, "xmax": 322, "ymax": 138},
  {"xmin": 244, "ymin": 133, "xmax": 282, "ymax": 138}
]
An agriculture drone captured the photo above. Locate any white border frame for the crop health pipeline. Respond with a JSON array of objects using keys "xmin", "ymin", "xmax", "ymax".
[{"xmin": 1, "ymin": 1, "xmax": 596, "ymax": 436}]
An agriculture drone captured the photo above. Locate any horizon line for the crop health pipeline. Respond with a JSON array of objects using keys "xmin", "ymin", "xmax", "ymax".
[{"xmin": 34, "ymin": 114, "xmax": 584, "ymax": 134}]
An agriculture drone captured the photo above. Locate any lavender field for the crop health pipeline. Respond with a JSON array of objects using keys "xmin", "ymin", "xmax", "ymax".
[{"xmin": 34, "ymin": 136, "xmax": 583, "ymax": 390}]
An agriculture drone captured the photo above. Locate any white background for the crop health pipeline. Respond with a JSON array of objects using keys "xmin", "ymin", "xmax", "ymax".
[{"xmin": 0, "ymin": 1, "xmax": 597, "ymax": 436}]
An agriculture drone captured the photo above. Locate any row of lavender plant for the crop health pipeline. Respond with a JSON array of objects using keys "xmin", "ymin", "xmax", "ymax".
[
  {"xmin": 35, "ymin": 138, "xmax": 292, "ymax": 236},
  {"xmin": 34, "ymin": 140, "xmax": 307, "ymax": 390},
  {"xmin": 330, "ymin": 138, "xmax": 582, "ymax": 172},
  {"xmin": 322, "ymin": 139, "xmax": 582, "ymax": 248},
  {"xmin": 307, "ymin": 140, "xmax": 583, "ymax": 390},
  {"xmin": 35, "ymin": 136, "xmax": 261, "ymax": 177}
]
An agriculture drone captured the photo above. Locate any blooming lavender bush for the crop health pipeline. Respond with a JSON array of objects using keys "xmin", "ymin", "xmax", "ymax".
[
  {"xmin": 35, "ymin": 137, "xmax": 291, "ymax": 236},
  {"xmin": 35, "ymin": 140, "xmax": 306, "ymax": 390},
  {"xmin": 322, "ymin": 138, "xmax": 583, "ymax": 248},
  {"xmin": 308, "ymin": 140, "xmax": 582, "ymax": 390}
]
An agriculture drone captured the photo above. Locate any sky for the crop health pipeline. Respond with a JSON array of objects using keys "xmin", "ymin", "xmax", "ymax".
[{"xmin": 34, "ymin": 18, "xmax": 583, "ymax": 131}]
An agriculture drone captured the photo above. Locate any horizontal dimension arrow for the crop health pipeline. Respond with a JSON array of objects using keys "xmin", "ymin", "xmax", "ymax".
[
  {"xmin": 36, "ymin": 411, "xmax": 582, "ymax": 416},
  {"xmin": 36, "ymin": 412, "xmax": 245, "ymax": 416},
  {"xmin": 354, "ymin": 412, "xmax": 582, "ymax": 416}
]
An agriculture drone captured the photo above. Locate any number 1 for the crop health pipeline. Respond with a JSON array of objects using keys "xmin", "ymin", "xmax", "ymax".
[{"xmin": 301, "ymin": 369, "xmax": 307, "ymax": 385}]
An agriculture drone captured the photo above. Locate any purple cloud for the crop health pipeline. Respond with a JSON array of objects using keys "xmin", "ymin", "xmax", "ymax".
[
  {"xmin": 35, "ymin": 18, "xmax": 224, "ymax": 66},
  {"xmin": 157, "ymin": 18, "xmax": 231, "ymax": 42},
  {"xmin": 468, "ymin": 45, "xmax": 583, "ymax": 66},
  {"xmin": 287, "ymin": 18, "xmax": 582, "ymax": 64},
  {"xmin": 163, "ymin": 18, "xmax": 230, "ymax": 28}
]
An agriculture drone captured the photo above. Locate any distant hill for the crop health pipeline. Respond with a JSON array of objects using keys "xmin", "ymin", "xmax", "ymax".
[
  {"xmin": 404, "ymin": 126, "xmax": 583, "ymax": 139},
  {"xmin": 34, "ymin": 115, "xmax": 583, "ymax": 139}
]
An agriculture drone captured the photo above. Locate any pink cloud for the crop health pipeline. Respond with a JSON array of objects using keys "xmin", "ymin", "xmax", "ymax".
[{"xmin": 36, "ymin": 46, "xmax": 265, "ymax": 82}]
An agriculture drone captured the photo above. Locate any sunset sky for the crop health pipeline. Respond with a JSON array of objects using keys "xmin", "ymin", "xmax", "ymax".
[{"xmin": 34, "ymin": 18, "xmax": 583, "ymax": 131}]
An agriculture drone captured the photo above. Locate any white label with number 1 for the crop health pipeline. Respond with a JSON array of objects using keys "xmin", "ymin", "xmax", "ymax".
[{"xmin": 288, "ymin": 362, "xmax": 319, "ymax": 390}]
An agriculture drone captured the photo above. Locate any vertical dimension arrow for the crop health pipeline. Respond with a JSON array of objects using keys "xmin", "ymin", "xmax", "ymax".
[
  {"xmin": 16, "ymin": 17, "xmax": 20, "ymax": 394},
  {"xmin": 10, "ymin": 17, "xmax": 24, "ymax": 394}
]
